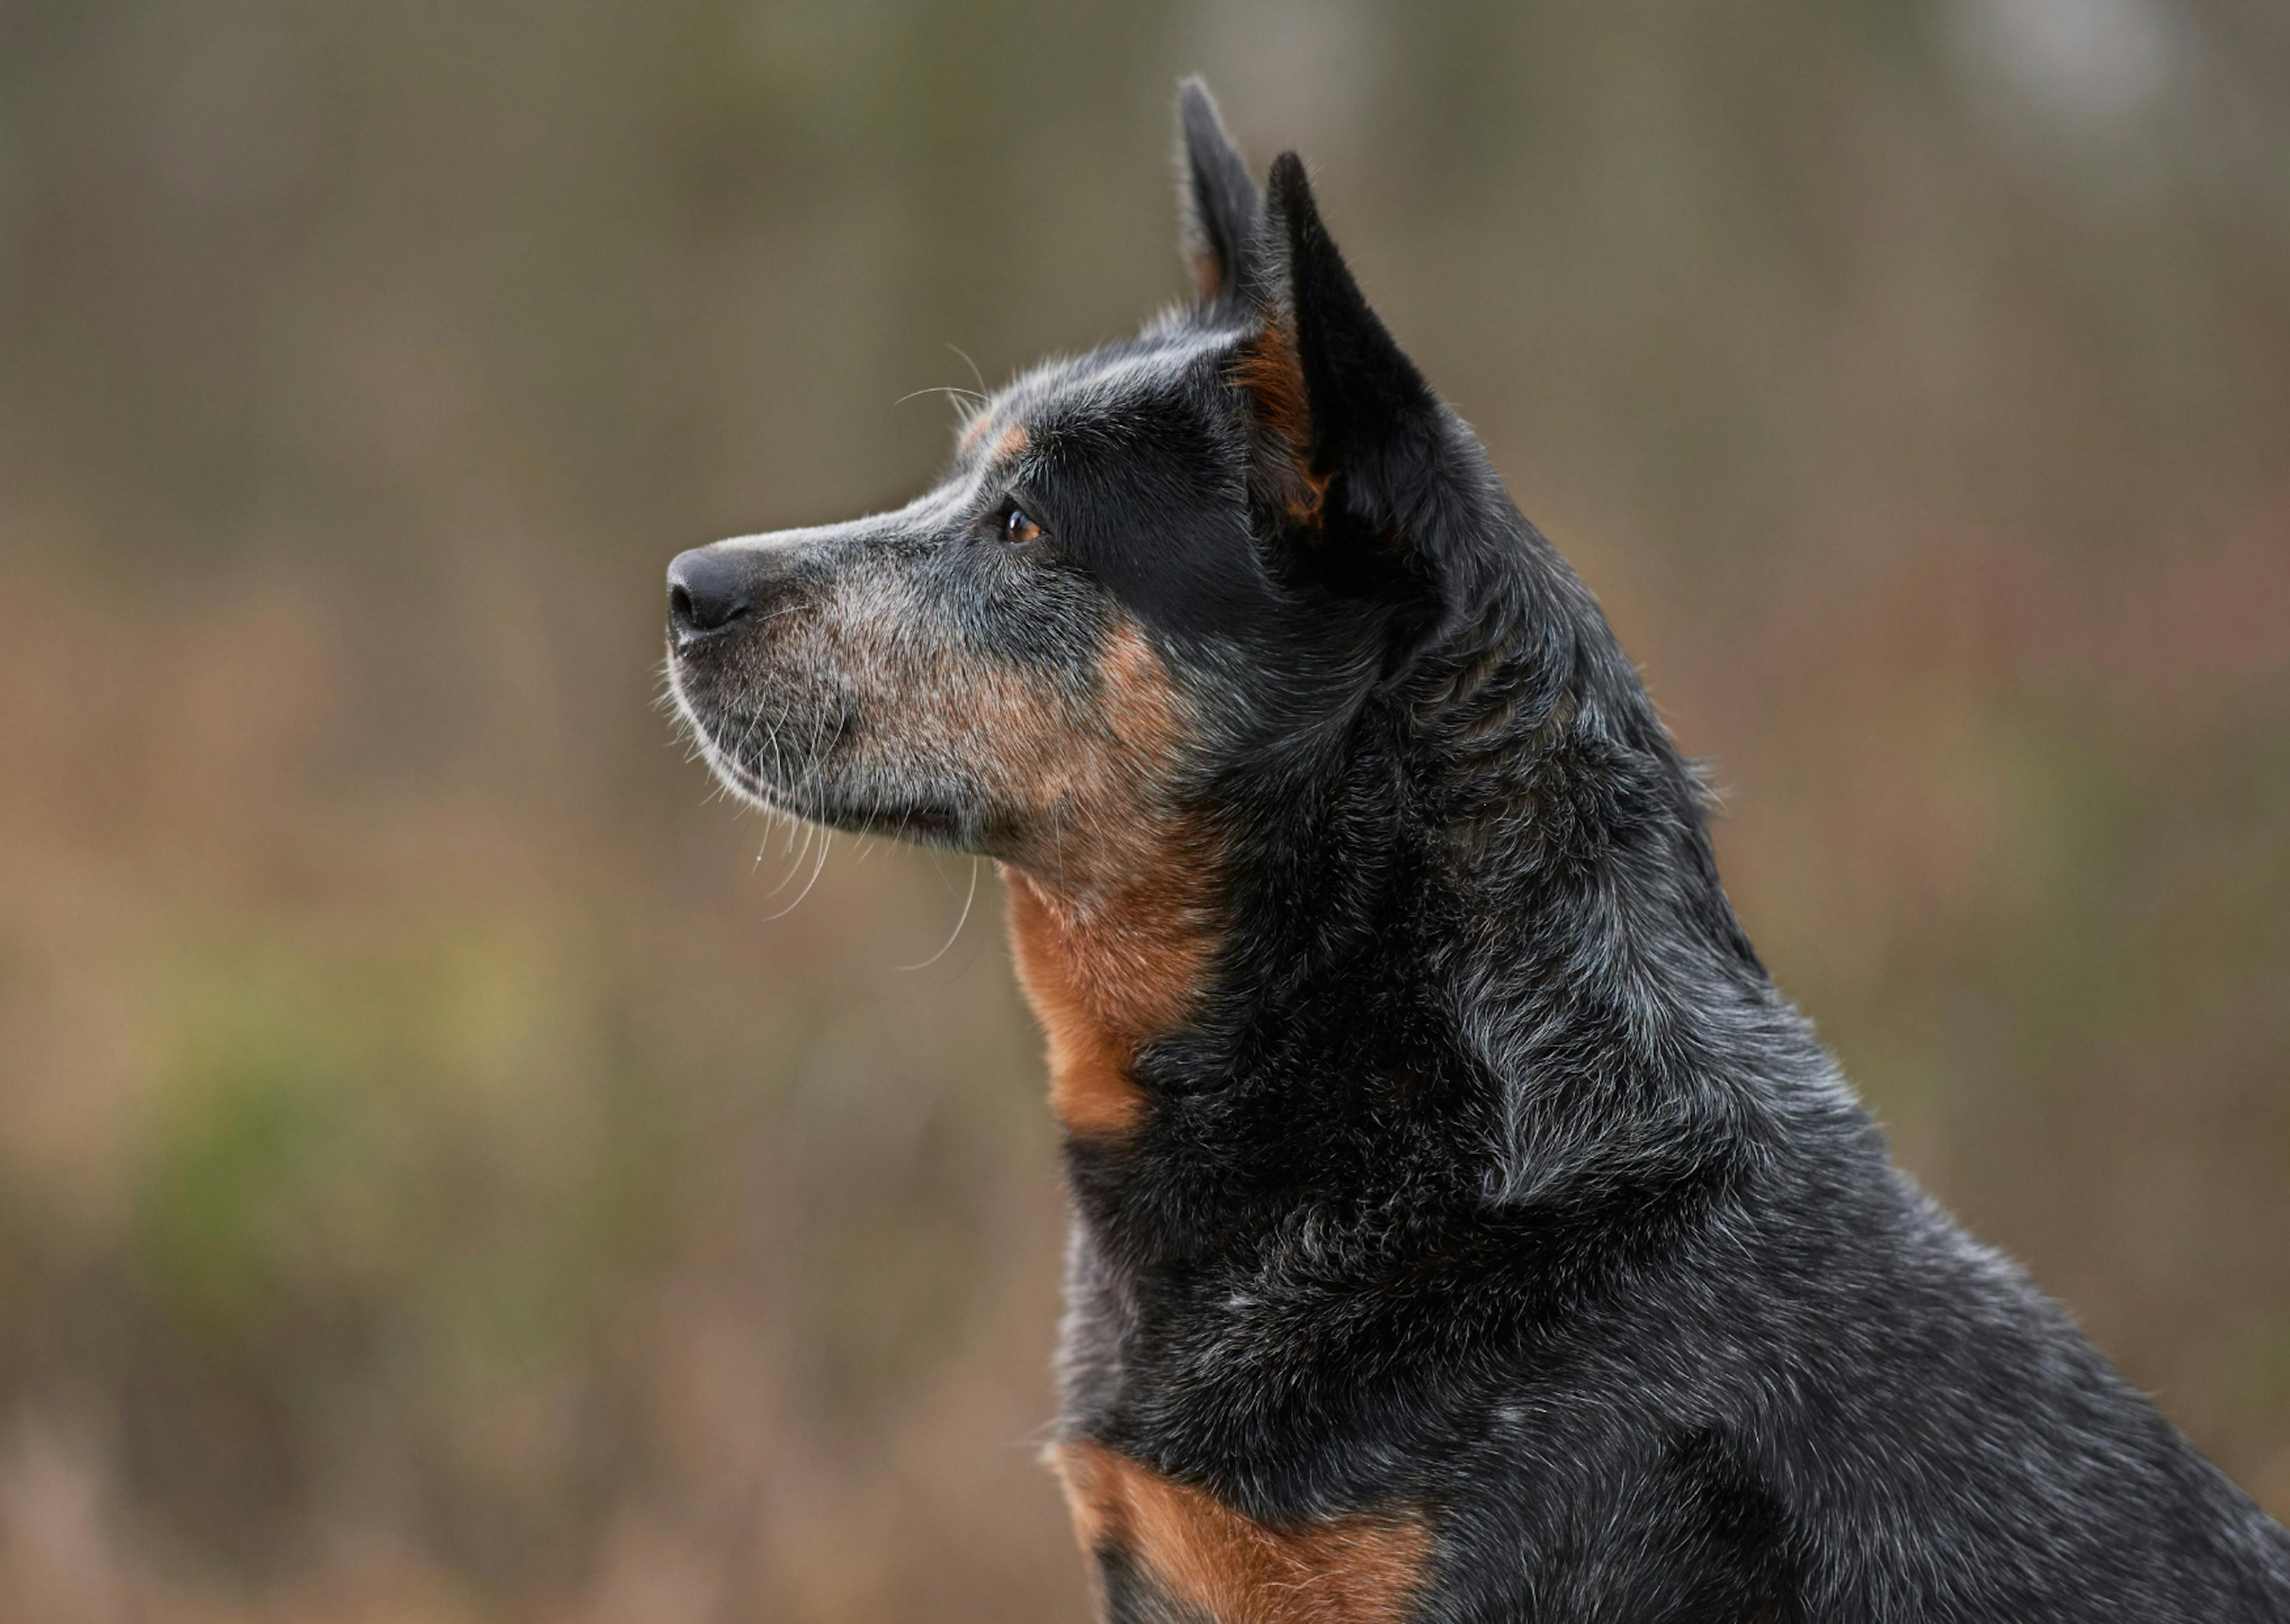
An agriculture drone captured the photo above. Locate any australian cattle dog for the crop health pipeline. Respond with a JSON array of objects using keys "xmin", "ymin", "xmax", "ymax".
[{"xmin": 664, "ymin": 78, "xmax": 2290, "ymax": 1624}]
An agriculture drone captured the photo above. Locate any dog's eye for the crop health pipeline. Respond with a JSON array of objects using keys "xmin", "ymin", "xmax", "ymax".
[{"xmin": 1002, "ymin": 504, "xmax": 1043, "ymax": 544}]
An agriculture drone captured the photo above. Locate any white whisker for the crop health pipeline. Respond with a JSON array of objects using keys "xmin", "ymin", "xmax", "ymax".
[
  {"xmin": 764, "ymin": 826, "xmax": 834, "ymax": 921},
  {"xmin": 945, "ymin": 343, "xmax": 988, "ymax": 393},
  {"xmin": 899, "ymin": 856, "xmax": 982, "ymax": 971}
]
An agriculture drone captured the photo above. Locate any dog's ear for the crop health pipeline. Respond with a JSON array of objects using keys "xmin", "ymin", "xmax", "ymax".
[
  {"xmin": 1175, "ymin": 78, "xmax": 1260, "ymax": 306},
  {"xmin": 1234, "ymin": 153, "xmax": 1444, "ymax": 566}
]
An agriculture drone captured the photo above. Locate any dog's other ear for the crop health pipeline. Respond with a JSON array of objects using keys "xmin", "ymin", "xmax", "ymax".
[
  {"xmin": 1235, "ymin": 153, "xmax": 1443, "ymax": 550},
  {"xmin": 1175, "ymin": 78, "xmax": 1260, "ymax": 305}
]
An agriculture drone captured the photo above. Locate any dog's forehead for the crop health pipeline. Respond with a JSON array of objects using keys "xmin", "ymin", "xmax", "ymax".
[{"xmin": 983, "ymin": 326, "xmax": 1235, "ymax": 453}]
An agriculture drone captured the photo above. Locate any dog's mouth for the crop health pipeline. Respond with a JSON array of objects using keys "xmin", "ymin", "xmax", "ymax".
[
  {"xmin": 670, "ymin": 677, "xmax": 977, "ymax": 851},
  {"xmin": 742, "ymin": 772, "xmax": 971, "ymax": 847}
]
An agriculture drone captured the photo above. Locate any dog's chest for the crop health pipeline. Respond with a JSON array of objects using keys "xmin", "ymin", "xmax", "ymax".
[
  {"xmin": 1048, "ymin": 1438, "xmax": 1432, "ymax": 1624},
  {"xmin": 1048, "ymin": 1225, "xmax": 1445, "ymax": 1622}
]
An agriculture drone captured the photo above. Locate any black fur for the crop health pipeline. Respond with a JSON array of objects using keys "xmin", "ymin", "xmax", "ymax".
[
  {"xmin": 1178, "ymin": 78, "xmax": 1261, "ymax": 309},
  {"xmin": 666, "ymin": 80, "xmax": 2290, "ymax": 1622}
]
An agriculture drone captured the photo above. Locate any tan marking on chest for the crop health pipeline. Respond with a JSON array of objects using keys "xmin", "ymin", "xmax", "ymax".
[
  {"xmin": 1003, "ymin": 624, "xmax": 1216, "ymax": 1138},
  {"xmin": 1050, "ymin": 1442, "xmax": 1432, "ymax": 1624}
]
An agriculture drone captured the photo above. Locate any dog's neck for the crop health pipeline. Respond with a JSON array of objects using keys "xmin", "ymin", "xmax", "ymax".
[
  {"xmin": 1014, "ymin": 572, "xmax": 1819, "ymax": 1275},
  {"xmin": 1002, "ymin": 860, "xmax": 1220, "ymax": 1139}
]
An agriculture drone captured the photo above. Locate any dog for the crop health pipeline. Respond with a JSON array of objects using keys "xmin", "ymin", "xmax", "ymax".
[{"xmin": 664, "ymin": 79, "xmax": 2290, "ymax": 1624}]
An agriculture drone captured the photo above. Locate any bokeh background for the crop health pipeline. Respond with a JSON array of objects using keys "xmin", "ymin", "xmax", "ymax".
[{"xmin": 2, "ymin": 0, "xmax": 2288, "ymax": 1618}]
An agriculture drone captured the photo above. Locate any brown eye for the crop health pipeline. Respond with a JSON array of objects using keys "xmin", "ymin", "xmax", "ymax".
[{"xmin": 1003, "ymin": 504, "xmax": 1043, "ymax": 543}]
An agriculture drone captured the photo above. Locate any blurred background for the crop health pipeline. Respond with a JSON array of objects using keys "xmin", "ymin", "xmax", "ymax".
[{"xmin": 2, "ymin": 0, "xmax": 2288, "ymax": 1618}]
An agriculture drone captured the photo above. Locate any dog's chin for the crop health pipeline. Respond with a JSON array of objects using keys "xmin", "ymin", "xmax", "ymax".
[
  {"xmin": 670, "ymin": 668, "xmax": 983, "ymax": 853},
  {"xmin": 689, "ymin": 721, "xmax": 977, "ymax": 851},
  {"xmin": 784, "ymin": 788, "xmax": 974, "ymax": 849}
]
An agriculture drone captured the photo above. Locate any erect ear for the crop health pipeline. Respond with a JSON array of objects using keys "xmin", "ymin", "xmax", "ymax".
[
  {"xmin": 1175, "ymin": 78, "xmax": 1260, "ymax": 306},
  {"xmin": 1233, "ymin": 152, "xmax": 1441, "ymax": 541}
]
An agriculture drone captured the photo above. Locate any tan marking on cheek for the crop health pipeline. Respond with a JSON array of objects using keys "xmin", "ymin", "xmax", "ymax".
[
  {"xmin": 993, "ymin": 422, "xmax": 1029, "ymax": 463},
  {"xmin": 806, "ymin": 590, "xmax": 1215, "ymax": 1138},
  {"xmin": 1050, "ymin": 1442, "xmax": 1433, "ymax": 1624},
  {"xmin": 1003, "ymin": 623, "xmax": 1218, "ymax": 1138}
]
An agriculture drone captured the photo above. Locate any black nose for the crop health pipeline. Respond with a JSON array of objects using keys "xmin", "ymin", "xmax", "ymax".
[{"xmin": 666, "ymin": 547, "xmax": 752, "ymax": 639}]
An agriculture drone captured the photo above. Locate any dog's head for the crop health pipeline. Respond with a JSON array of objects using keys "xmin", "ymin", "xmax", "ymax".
[{"xmin": 666, "ymin": 81, "xmax": 1525, "ymax": 901}]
